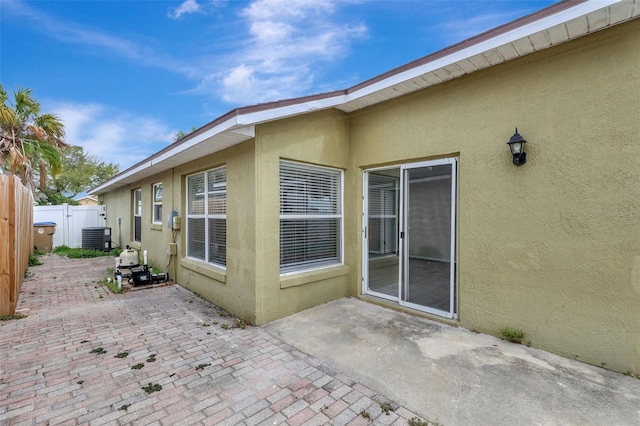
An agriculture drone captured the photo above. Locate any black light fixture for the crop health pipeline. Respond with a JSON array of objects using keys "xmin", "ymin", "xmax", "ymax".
[{"xmin": 507, "ymin": 128, "xmax": 527, "ymax": 166}]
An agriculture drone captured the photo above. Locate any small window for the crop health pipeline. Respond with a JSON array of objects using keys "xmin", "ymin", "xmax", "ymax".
[
  {"xmin": 153, "ymin": 183, "xmax": 163, "ymax": 224},
  {"xmin": 279, "ymin": 161, "xmax": 343, "ymax": 273},
  {"xmin": 186, "ymin": 166, "xmax": 226, "ymax": 267},
  {"xmin": 133, "ymin": 188, "xmax": 142, "ymax": 242}
]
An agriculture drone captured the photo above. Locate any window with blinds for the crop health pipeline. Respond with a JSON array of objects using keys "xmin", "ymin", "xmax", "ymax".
[
  {"xmin": 368, "ymin": 174, "xmax": 398, "ymax": 256},
  {"xmin": 279, "ymin": 161, "xmax": 342, "ymax": 273},
  {"xmin": 133, "ymin": 188, "xmax": 142, "ymax": 242},
  {"xmin": 152, "ymin": 183, "xmax": 163, "ymax": 224},
  {"xmin": 186, "ymin": 166, "xmax": 226, "ymax": 267}
]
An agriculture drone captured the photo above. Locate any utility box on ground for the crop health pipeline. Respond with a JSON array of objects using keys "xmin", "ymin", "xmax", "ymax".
[{"xmin": 33, "ymin": 222, "xmax": 56, "ymax": 252}]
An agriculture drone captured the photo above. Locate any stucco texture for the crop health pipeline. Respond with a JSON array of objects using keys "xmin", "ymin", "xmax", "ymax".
[
  {"xmin": 101, "ymin": 141, "xmax": 258, "ymax": 323},
  {"xmin": 254, "ymin": 109, "xmax": 352, "ymax": 325},
  {"xmin": 99, "ymin": 19, "xmax": 639, "ymax": 374},
  {"xmin": 175, "ymin": 141, "xmax": 258, "ymax": 323},
  {"xmin": 348, "ymin": 20, "xmax": 640, "ymax": 374}
]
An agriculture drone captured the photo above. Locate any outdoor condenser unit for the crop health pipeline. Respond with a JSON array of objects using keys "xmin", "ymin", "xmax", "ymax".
[{"xmin": 82, "ymin": 227, "xmax": 112, "ymax": 252}]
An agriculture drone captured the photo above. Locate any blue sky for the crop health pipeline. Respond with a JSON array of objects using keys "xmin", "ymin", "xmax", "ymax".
[{"xmin": 1, "ymin": 0, "xmax": 556, "ymax": 170}]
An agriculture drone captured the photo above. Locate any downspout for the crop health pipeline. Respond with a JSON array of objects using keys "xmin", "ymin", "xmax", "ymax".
[
  {"xmin": 169, "ymin": 167, "xmax": 177, "ymax": 282},
  {"xmin": 117, "ymin": 217, "xmax": 122, "ymax": 248}
]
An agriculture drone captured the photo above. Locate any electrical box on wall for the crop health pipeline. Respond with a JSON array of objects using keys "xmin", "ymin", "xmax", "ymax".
[
  {"xmin": 167, "ymin": 211, "xmax": 179, "ymax": 229},
  {"xmin": 172, "ymin": 216, "xmax": 181, "ymax": 230}
]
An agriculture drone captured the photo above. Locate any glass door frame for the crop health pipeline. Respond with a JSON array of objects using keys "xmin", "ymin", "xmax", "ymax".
[
  {"xmin": 362, "ymin": 157, "xmax": 458, "ymax": 319},
  {"xmin": 362, "ymin": 168, "xmax": 401, "ymax": 302},
  {"xmin": 399, "ymin": 158, "xmax": 457, "ymax": 319}
]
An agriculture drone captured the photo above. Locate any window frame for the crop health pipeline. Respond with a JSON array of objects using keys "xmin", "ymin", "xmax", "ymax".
[
  {"xmin": 152, "ymin": 182, "xmax": 163, "ymax": 224},
  {"xmin": 185, "ymin": 166, "xmax": 227, "ymax": 268},
  {"xmin": 133, "ymin": 188, "xmax": 142, "ymax": 243},
  {"xmin": 279, "ymin": 160, "xmax": 344, "ymax": 274}
]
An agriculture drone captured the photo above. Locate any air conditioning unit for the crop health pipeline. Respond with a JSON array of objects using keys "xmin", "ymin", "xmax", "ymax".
[{"xmin": 82, "ymin": 227, "xmax": 112, "ymax": 251}]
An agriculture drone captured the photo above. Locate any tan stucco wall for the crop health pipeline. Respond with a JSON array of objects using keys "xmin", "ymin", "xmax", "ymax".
[
  {"xmin": 101, "ymin": 170, "xmax": 175, "ymax": 270},
  {"xmin": 253, "ymin": 109, "xmax": 352, "ymax": 324},
  {"xmin": 174, "ymin": 140, "xmax": 258, "ymax": 323},
  {"xmin": 101, "ymin": 141, "xmax": 258, "ymax": 323},
  {"xmin": 349, "ymin": 19, "xmax": 640, "ymax": 374},
  {"xmin": 101, "ymin": 187, "xmax": 135, "ymax": 250},
  {"xmin": 99, "ymin": 19, "xmax": 639, "ymax": 374}
]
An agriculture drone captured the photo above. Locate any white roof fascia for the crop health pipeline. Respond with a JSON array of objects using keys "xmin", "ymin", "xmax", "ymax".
[
  {"xmin": 90, "ymin": 158, "xmax": 153, "ymax": 195},
  {"xmin": 148, "ymin": 118, "xmax": 249, "ymax": 167},
  {"xmin": 142, "ymin": 93, "xmax": 348, "ymax": 169},
  {"xmin": 236, "ymin": 95, "xmax": 348, "ymax": 126},
  {"xmin": 343, "ymin": 0, "xmax": 622, "ymax": 103},
  {"xmin": 228, "ymin": 126, "xmax": 256, "ymax": 138},
  {"xmin": 89, "ymin": 116, "xmax": 244, "ymax": 194},
  {"xmin": 92, "ymin": 0, "xmax": 630, "ymax": 195}
]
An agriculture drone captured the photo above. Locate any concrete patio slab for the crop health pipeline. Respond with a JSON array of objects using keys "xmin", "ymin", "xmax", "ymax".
[{"xmin": 264, "ymin": 298, "xmax": 640, "ymax": 426}]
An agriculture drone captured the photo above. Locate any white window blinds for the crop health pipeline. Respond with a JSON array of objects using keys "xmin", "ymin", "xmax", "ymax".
[
  {"xmin": 152, "ymin": 183, "xmax": 163, "ymax": 224},
  {"xmin": 133, "ymin": 188, "xmax": 142, "ymax": 242},
  {"xmin": 279, "ymin": 161, "xmax": 342, "ymax": 273},
  {"xmin": 186, "ymin": 166, "xmax": 226, "ymax": 267}
]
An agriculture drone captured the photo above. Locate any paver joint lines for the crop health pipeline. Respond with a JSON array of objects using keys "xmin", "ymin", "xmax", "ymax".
[{"xmin": 0, "ymin": 255, "xmax": 427, "ymax": 425}]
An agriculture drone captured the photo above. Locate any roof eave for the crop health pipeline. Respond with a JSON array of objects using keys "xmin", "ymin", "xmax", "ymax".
[{"xmin": 91, "ymin": 0, "xmax": 639, "ymax": 195}]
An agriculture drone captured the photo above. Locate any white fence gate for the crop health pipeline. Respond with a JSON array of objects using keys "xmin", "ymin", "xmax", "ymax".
[{"xmin": 33, "ymin": 204, "xmax": 107, "ymax": 248}]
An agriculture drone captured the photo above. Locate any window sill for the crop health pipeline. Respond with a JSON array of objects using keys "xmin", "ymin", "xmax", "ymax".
[
  {"xmin": 180, "ymin": 258, "xmax": 226, "ymax": 283},
  {"xmin": 280, "ymin": 264, "xmax": 350, "ymax": 289},
  {"xmin": 150, "ymin": 223, "xmax": 162, "ymax": 231},
  {"xmin": 129, "ymin": 241, "xmax": 141, "ymax": 250}
]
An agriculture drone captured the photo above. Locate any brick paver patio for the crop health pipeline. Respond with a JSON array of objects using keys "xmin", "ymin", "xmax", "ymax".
[{"xmin": 0, "ymin": 255, "xmax": 427, "ymax": 425}]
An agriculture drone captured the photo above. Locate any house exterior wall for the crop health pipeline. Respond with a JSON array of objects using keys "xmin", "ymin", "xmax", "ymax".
[
  {"xmin": 101, "ymin": 170, "xmax": 175, "ymax": 268},
  {"xmin": 98, "ymin": 18, "xmax": 639, "ymax": 374},
  {"xmin": 348, "ymin": 19, "xmax": 640, "ymax": 374},
  {"xmin": 175, "ymin": 140, "xmax": 258, "ymax": 323},
  {"xmin": 101, "ymin": 187, "xmax": 134, "ymax": 250},
  {"xmin": 100, "ymin": 141, "xmax": 258, "ymax": 323},
  {"xmin": 101, "ymin": 111, "xmax": 353, "ymax": 326},
  {"xmin": 253, "ymin": 109, "xmax": 352, "ymax": 324}
]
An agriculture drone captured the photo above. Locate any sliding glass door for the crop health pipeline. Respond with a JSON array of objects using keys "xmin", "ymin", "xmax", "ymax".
[
  {"xmin": 364, "ymin": 169, "xmax": 400, "ymax": 300},
  {"xmin": 363, "ymin": 158, "xmax": 457, "ymax": 318}
]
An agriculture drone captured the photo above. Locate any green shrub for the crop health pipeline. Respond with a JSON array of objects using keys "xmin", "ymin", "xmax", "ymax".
[
  {"xmin": 97, "ymin": 268, "xmax": 126, "ymax": 294},
  {"xmin": 28, "ymin": 252, "xmax": 43, "ymax": 266},
  {"xmin": 500, "ymin": 326, "xmax": 525, "ymax": 344},
  {"xmin": 53, "ymin": 245, "xmax": 117, "ymax": 259},
  {"xmin": 408, "ymin": 418, "xmax": 429, "ymax": 426},
  {"xmin": 0, "ymin": 314, "xmax": 26, "ymax": 321}
]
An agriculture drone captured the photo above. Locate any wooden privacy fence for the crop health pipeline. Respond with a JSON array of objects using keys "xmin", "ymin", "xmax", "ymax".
[{"xmin": 0, "ymin": 173, "xmax": 34, "ymax": 316}]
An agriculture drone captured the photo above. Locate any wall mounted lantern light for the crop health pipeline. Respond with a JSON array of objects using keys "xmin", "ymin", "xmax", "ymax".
[{"xmin": 507, "ymin": 128, "xmax": 527, "ymax": 166}]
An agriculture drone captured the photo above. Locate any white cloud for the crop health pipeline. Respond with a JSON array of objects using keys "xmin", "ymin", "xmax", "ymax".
[
  {"xmin": 4, "ymin": 0, "xmax": 198, "ymax": 78},
  {"xmin": 201, "ymin": 0, "xmax": 367, "ymax": 105},
  {"xmin": 241, "ymin": 0, "xmax": 335, "ymax": 22},
  {"xmin": 249, "ymin": 20, "xmax": 293, "ymax": 42},
  {"xmin": 168, "ymin": 0, "xmax": 201, "ymax": 20},
  {"xmin": 48, "ymin": 102, "xmax": 175, "ymax": 171},
  {"xmin": 222, "ymin": 65, "xmax": 256, "ymax": 92},
  {"xmin": 6, "ymin": 0, "xmax": 368, "ymax": 108}
]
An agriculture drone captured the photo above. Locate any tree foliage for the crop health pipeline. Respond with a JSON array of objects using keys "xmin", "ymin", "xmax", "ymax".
[
  {"xmin": 173, "ymin": 126, "xmax": 198, "ymax": 142},
  {"xmin": 36, "ymin": 188, "xmax": 79, "ymax": 206},
  {"xmin": 173, "ymin": 130, "xmax": 188, "ymax": 141},
  {"xmin": 48, "ymin": 145, "xmax": 119, "ymax": 198},
  {"xmin": 0, "ymin": 84, "xmax": 67, "ymax": 194}
]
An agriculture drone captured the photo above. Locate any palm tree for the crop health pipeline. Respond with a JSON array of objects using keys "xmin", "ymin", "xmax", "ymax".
[
  {"xmin": 173, "ymin": 126, "xmax": 198, "ymax": 142},
  {"xmin": 173, "ymin": 130, "xmax": 188, "ymax": 141},
  {"xmin": 0, "ymin": 84, "xmax": 67, "ymax": 194}
]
